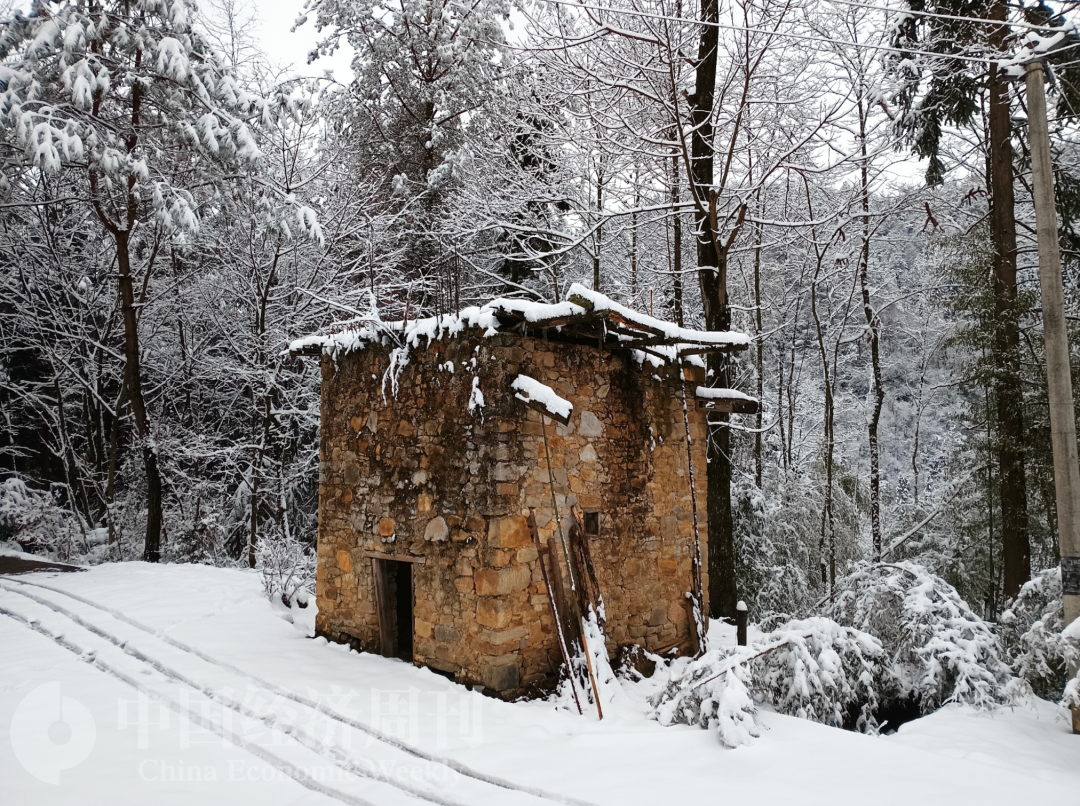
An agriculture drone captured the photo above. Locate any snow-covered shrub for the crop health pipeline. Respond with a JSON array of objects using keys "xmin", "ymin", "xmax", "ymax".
[
  {"xmin": 651, "ymin": 617, "xmax": 889, "ymax": 747},
  {"xmin": 255, "ymin": 531, "xmax": 316, "ymax": 608},
  {"xmin": 1063, "ymin": 617, "xmax": 1080, "ymax": 715},
  {"xmin": 753, "ymin": 618, "xmax": 890, "ymax": 731},
  {"xmin": 656, "ymin": 562, "xmax": 1023, "ymax": 749},
  {"xmin": 731, "ymin": 461, "xmax": 868, "ymax": 625},
  {"xmin": 999, "ymin": 567, "xmax": 1079, "ymax": 701},
  {"xmin": 0, "ymin": 477, "xmax": 85, "ymax": 561},
  {"xmin": 1063, "ymin": 677, "xmax": 1080, "ymax": 711},
  {"xmin": 732, "ymin": 475, "xmax": 816, "ymax": 621},
  {"xmin": 166, "ymin": 513, "xmax": 229, "ymax": 566},
  {"xmin": 654, "ymin": 660, "xmax": 760, "ymax": 749},
  {"xmin": 824, "ymin": 562, "xmax": 1016, "ymax": 712}
]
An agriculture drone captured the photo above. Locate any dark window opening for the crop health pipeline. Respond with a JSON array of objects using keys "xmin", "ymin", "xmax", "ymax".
[
  {"xmin": 373, "ymin": 559, "xmax": 414, "ymax": 662},
  {"xmin": 583, "ymin": 511, "xmax": 600, "ymax": 535}
]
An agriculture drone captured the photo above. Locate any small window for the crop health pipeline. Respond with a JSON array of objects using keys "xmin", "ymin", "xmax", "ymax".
[{"xmin": 583, "ymin": 511, "xmax": 600, "ymax": 536}]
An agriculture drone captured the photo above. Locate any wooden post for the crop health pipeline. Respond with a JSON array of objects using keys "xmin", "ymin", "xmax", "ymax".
[
  {"xmin": 567, "ymin": 506, "xmax": 604, "ymax": 624},
  {"xmin": 546, "ymin": 537, "xmax": 577, "ymax": 645},
  {"xmin": 736, "ymin": 600, "xmax": 747, "ymax": 647},
  {"xmin": 1026, "ymin": 59, "xmax": 1080, "ymax": 734},
  {"xmin": 678, "ymin": 357, "xmax": 708, "ymax": 655},
  {"xmin": 539, "ymin": 413, "xmax": 603, "ymax": 719},
  {"xmin": 529, "ymin": 510, "xmax": 582, "ymax": 715}
]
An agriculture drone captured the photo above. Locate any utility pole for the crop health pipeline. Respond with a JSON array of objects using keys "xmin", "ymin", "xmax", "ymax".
[{"xmin": 1025, "ymin": 58, "xmax": 1080, "ymax": 734}]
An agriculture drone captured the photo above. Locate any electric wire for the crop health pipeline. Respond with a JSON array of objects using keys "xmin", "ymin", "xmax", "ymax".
[
  {"xmin": 532, "ymin": 0, "xmax": 1080, "ymax": 66},
  {"xmin": 823, "ymin": 0, "xmax": 1079, "ymax": 35}
]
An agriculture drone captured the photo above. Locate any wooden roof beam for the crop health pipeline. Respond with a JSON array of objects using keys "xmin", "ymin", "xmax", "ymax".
[{"xmin": 698, "ymin": 398, "xmax": 760, "ymax": 414}]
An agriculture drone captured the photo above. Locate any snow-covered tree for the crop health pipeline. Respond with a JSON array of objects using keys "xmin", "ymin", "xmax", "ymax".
[
  {"xmin": 305, "ymin": 0, "xmax": 514, "ymax": 307},
  {"xmin": 0, "ymin": 0, "xmax": 319, "ymax": 560}
]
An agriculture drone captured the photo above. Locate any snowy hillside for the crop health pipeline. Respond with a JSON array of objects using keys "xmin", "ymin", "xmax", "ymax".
[{"xmin": 1, "ymin": 564, "xmax": 1075, "ymax": 805}]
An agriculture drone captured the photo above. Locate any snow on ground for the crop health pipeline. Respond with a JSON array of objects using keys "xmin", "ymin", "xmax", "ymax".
[
  {"xmin": 0, "ymin": 541, "xmax": 39, "ymax": 560},
  {"xmin": 1, "ymin": 563, "xmax": 1076, "ymax": 805}
]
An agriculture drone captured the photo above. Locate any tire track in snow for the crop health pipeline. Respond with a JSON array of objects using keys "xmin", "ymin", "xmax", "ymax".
[
  {"xmin": 1, "ymin": 579, "xmax": 596, "ymax": 806},
  {"xmin": 0, "ymin": 599, "xmax": 382, "ymax": 806},
  {"xmin": 0, "ymin": 586, "xmax": 484, "ymax": 806}
]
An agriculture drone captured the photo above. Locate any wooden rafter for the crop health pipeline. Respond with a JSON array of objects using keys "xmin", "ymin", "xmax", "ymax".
[{"xmin": 697, "ymin": 398, "xmax": 759, "ymax": 414}]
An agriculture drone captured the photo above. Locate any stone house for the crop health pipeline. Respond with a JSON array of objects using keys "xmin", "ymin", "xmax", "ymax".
[{"xmin": 291, "ymin": 285, "xmax": 754, "ymax": 696}]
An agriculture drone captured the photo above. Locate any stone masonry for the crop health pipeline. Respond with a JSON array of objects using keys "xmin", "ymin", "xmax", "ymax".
[{"xmin": 314, "ymin": 329, "xmax": 709, "ymax": 696}]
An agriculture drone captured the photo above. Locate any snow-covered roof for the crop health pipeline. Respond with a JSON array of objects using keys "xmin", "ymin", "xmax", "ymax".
[{"xmin": 289, "ymin": 283, "xmax": 750, "ymax": 365}]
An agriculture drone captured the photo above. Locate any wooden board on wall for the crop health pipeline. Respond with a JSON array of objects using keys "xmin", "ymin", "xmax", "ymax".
[{"xmin": 363, "ymin": 550, "xmax": 426, "ymax": 564}]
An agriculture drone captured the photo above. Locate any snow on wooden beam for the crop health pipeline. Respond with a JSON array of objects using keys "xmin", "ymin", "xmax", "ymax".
[
  {"xmin": 487, "ymin": 298, "xmax": 596, "ymax": 330},
  {"xmin": 695, "ymin": 386, "xmax": 759, "ymax": 414},
  {"xmin": 289, "ymin": 340, "xmax": 325, "ymax": 357},
  {"xmin": 363, "ymin": 550, "xmax": 427, "ymax": 564},
  {"xmin": 290, "ymin": 286, "xmax": 754, "ymax": 366},
  {"xmin": 511, "ymin": 374, "xmax": 573, "ymax": 425},
  {"xmin": 672, "ymin": 344, "xmax": 748, "ymax": 356},
  {"xmin": 621, "ymin": 338, "xmax": 745, "ymax": 354},
  {"xmin": 567, "ymin": 283, "xmax": 750, "ymax": 351}
]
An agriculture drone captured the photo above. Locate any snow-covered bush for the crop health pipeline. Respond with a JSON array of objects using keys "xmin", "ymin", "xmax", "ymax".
[
  {"xmin": 255, "ymin": 530, "xmax": 316, "ymax": 608},
  {"xmin": 824, "ymin": 562, "xmax": 1017, "ymax": 712},
  {"xmin": 753, "ymin": 618, "xmax": 891, "ymax": 731},
  {"xmin": 999, "ymin": 567, "xmax": 1079, "ymax": 701},
  {"xmin": 732, "ymin": 475, "xmax": 816, "ymax": 621},
  {"xmin": 651, "ymin": 617, "xmax": 890, "ymax": 747},
  {"xmin": 166, "ymin": 513, "xmax": 229, "ymax": 566},
  {"xmin": 0, "ymin": 477, "xmax": 85, "ymax": 561},
  {"xmin": 654, "ymin": 563, "xmax": 1027, "ymax": 749},
  {"xmin": 1063, "ymin": 673, "xmax": 1080, "ymax": 711},
  {"xmin": 732, "ymin": 461, "xmax": 869, "ymax": 625},
  {"xmin": 654, "ymin": 659, "xmax": 760, "ymax": 749}
]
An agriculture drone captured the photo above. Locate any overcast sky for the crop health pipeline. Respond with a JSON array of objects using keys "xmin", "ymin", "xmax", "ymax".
[
  {"xmin": 245, "ymin": 0, "xmax": 355, "ymax": 81},
  {"xmin": 7, "ymin": 0, "xmax": 355, "ymax": 80}
]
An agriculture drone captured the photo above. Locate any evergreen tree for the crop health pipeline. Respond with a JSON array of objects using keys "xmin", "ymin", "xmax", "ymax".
[
  {"xmin": 891, "ymin": 0, "xmax": 1031, "ymax": 596},
  {"xmin": 306, "ymin": 0, "xmax": 513, "ymax": 311}
]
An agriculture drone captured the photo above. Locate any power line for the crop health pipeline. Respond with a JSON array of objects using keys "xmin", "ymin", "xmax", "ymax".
[
  {"xmin": 825, "ymin": 0, "xmax": 1078, "ymax": 35},
  {"xmin": 533, "ymin": 0, "xmax": 1080, "ymax": 66}
]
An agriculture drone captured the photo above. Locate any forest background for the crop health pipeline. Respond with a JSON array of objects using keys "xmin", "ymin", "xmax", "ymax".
[{"xmin": 2, "ymin": 0, "xmax": 1080, "ymax": 641}]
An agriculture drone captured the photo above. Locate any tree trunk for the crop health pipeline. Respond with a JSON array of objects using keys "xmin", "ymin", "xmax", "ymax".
[
  {"xmin": 52, "ymin": 373, "xmax": 89, "ymax": 553},
  {"xmin": 706, "ymin": 365, "xmax": 737, "ymax": 619},
  {"xmin": 593, "ymin": 154, "xmax": 605, "ymax": 292},
  {"xmin": 753, "ymin": 209, "xmax": 764, "ymax": 488},
  {"xmin": 987, "ymin": 4, "xmax": 1030, "ymax": 598},
  {"xmin": 116, "ymin": 231, "xmax": 163, "ymax": 562},
  {"xmin": 249, "ymin": 469, "xmax": 259, "ymax": 568},
  {"xmin": 671, "ymin": 150, "xmax": 684, "ymax": 326},
  {"xmin": 249, "ymin": 252, "xmax": 280, "ymax": 568},
  {"xmin": 106, "ymin": 388, "xmax": 123, "ymax": 557},
  {"xmin": 984, "ymin": 381, "xmax": 997, "ymax": 618},
  {"xmin": 630, "ymin": 170, "xmax": 639, "ymax": 302},
  {"xmin": 857, "ymin": 96, "xmax": 884, "ymax": 560},
  {"xmin": 690, "ymin": 0, "xmax": 737, "ymax": 620},
  {"xmin": 811, "ymin": 271, "xmax": 835, "ymax": 591}
]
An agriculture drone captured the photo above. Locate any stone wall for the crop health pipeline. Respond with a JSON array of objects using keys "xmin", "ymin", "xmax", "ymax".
[{"xmin": 314, "ymin": 329, "xmax": 709, "ymax": 695}]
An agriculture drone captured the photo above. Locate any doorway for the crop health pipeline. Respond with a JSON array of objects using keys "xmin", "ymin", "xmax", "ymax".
[{"xmin": 372, "ymin": 558, "xmax": 413, "ymax": 661}]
